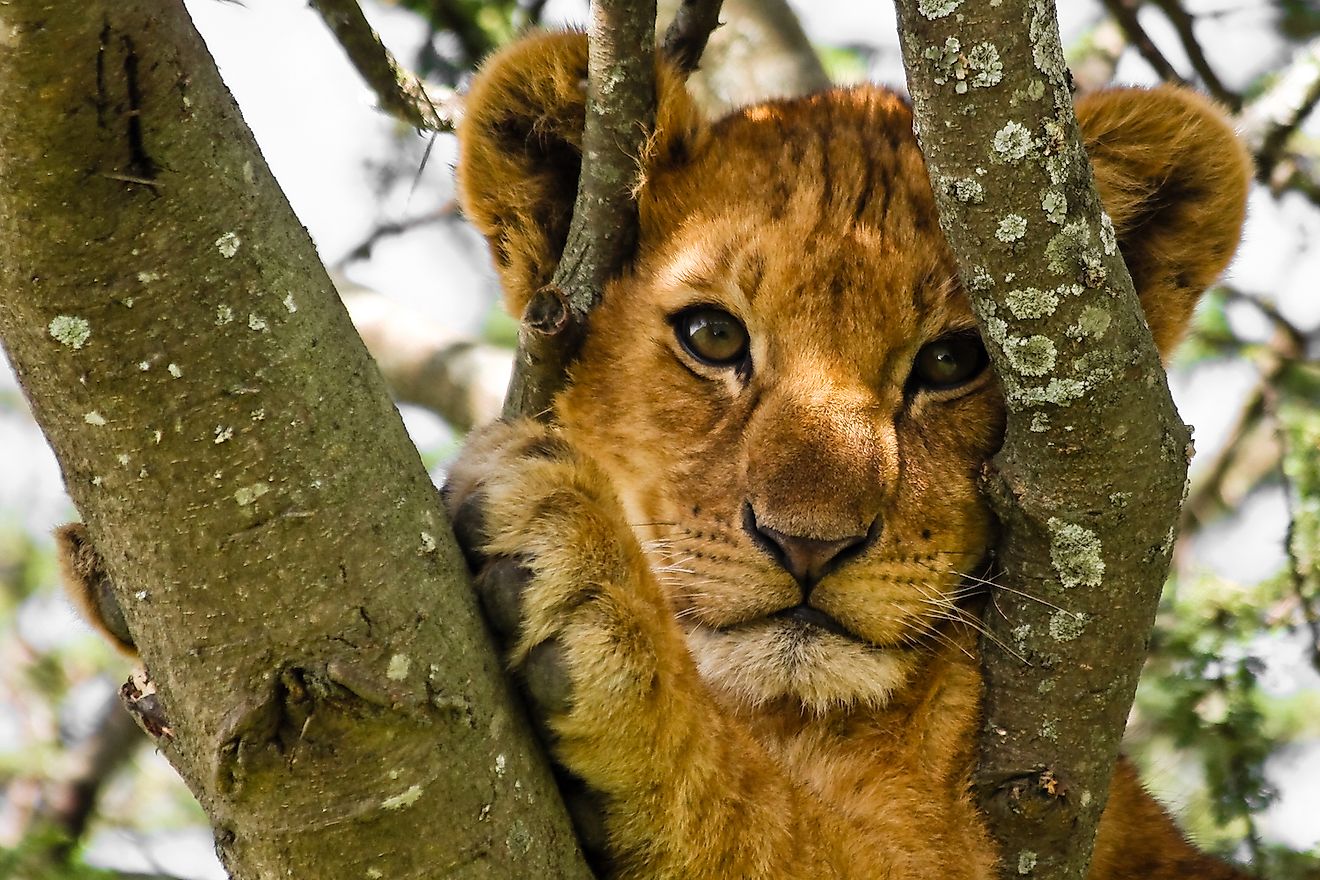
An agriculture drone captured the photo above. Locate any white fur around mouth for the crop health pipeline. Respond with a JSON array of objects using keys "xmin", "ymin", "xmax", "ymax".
[{"xmin": 684, "ymin": 619, "xmax": 917, "ymax": 714}]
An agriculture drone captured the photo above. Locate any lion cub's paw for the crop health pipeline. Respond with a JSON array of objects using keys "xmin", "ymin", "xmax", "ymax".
[{"xmin": 443, "ymin": 419, "xmax": 672, "ymax": 738}]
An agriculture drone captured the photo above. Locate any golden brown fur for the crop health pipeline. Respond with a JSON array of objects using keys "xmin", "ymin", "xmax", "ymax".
[{"xmin": 447, "ymin": 31, "xmax": 1252, "ymax": 880}]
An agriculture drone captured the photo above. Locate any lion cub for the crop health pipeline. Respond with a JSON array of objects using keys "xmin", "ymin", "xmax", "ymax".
[{"xmin": 446, "ymin": 31, "xmax": 1253, "ymax": 880}]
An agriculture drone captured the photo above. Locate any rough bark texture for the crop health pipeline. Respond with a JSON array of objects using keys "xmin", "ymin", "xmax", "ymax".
[
  {"xmin": 893, "ymin": 4, "xmax": 1190, "ymax": 880},
  {"xmin": 0, "ymin": 3, "xmax": 590, "ymax": 878},
  {"xmin": 502, "ymin": 0, "xmax": 657, "ymax": 419}
]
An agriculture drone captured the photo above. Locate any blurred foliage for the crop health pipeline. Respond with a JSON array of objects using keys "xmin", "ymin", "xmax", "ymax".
[{"xmin": 1277, "ymin": 0, "xmax": 1320, "ymax": 43}]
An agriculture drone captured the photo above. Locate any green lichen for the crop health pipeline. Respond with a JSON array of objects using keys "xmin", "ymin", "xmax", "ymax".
[
  {"xmin": 1005, "ymin": 287, "xmax": 1058, "ymax": 320},
  {"xmin": 968, "ymin": 43, "xmax": 1003, "ymax": 88},
  {"xmin": 917, "ymin": 0, "xmax": 962, "ymax": 18},
  {"xmin": 1007, "ymin": 335, "xmax": 1057, "ymax": 377},
  {"xmin": 387, "ymin": 653, "xmax": 411, "ymax": 681},
  {"xmin": 1018, "ymin": 851, "xmax": 1038, "ymax": 874},
  {"xmin": 950, "ymin": 177, "xmax": 985, "ymax": 204},
  {"xmin": 1048, "ymin": 518, "xmax": 1104, "ymax": 588},
  {"xmin": 1041, "ymin": 188, "xmax": 1067, "ymax": 224},
  {"xmin": 997, "ymin": 214, "xmax": 1028, "ymax": 242},
  {"xmin": 49, "ymin": 315, "xmax": 91, "ymax": 349},
  {"xmin": 235, "ymin": 483, "xmax": 270, "ymax": 506},
  {"xmin": 1099, "ymin": 212, "xmax": 1119, "ymax": 255},
  {"xmin": 1012, "ymin": 623, "xmax": 1032, "ymax": 652},
  {"xmin": 1048, "ymin": 609, "xmax": 1089, "ymax": 640},
  {"xmin": 216, "ymin": 231, "xmax": 241, "ymax": 258},
  {"xmin": 1009, "ymin": 376, "xmax": 1087, "ymax": 407},
  {"xmin": 992, "ymin": 121, "xmax": 1033, "ymax": 163},
  {"xmin": 1068, "ymin": 305, "xmax": 1112, "ymax": 340},
  {"xmin": 1044, "ymin": 221, "xmax": 1090, "ymax": 274},
  {"xmin": 380, "ymin": 784, "xmax": 423, "ymax": 810},
  {"xmin": 1030, "ymin": 413, "xmax": 1051, "ymax": 433},
  {"xmin": 924, "ymin": 38, "xmax": 1002, "ymax": 93}
]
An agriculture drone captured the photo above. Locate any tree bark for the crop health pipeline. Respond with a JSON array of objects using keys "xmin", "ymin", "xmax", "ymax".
[
  {"xmin": 502, "ymin": 0, "xmax": 657, "ymax": 420},
  {"xmin": 0, "ymin": 3, "xmax": 590, "ymax": 878},
  {"xmin": 894, "ymin": 4, "xmax": 1190, "ymax": 880}
]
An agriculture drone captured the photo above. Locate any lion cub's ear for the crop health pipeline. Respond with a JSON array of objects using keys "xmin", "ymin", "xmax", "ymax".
[
  {"xmin": 1076, "ymin": 87, "xmax": 1252, "ymax": 356},
  {"xmin": 457, "ymin": 31, "xmax": 705, "ymax": 316},
  {"xmin": 55, "ymin": 523, "xmax": 138, "ymax": 657}
]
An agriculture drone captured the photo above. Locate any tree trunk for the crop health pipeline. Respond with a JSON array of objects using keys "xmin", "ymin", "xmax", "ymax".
[
  {"xmin": 0, "ymin": 3, "xmax": 590, "ymax": 878},
  {"xmin": 894, "ymin": 4, "xmax": 1190, "ymax": 879}
]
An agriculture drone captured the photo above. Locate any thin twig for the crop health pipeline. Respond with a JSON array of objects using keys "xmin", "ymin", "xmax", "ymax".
[
  {"xmin": 1149, "ymin": 0, "xmax": 1239, "ymax": 108},
  {"xmin": 1100, "ymin": 0, "xmax": 1189, "ymax": 85},
  {"xmin": 310, "ymin": 0, "xmax": 461, "ymax": 132},
  {"xmin": 332, "ymin": 201, "xmax": 458, "ymax": 268},
  {"xmin": 503, "ymin": 0, "xmax": 658, "ymax": 420},
  {"xmin": 661, "ymin": 0, "xmax": 725, "ymax": 75}
]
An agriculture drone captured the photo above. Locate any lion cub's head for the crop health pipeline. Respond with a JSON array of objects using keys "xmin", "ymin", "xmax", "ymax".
[{"xmin": 458, "ymin": 33, "xmax": 1250, "ymax": 712}]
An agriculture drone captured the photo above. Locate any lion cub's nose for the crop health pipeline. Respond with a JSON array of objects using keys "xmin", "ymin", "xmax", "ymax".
[{"xmin": 743, "ymin": 505, "xmax": 877, "ymax": 590}]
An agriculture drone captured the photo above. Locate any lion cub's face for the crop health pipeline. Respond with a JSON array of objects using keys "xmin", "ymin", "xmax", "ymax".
[{"xmin": 560, "ymin": 92, "xmax": 1003, "ymax": 712}]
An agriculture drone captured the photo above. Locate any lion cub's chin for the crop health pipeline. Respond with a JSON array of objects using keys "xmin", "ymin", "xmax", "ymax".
[{"xmin": 685, "ymin": 619, "xmax": 919, "ymax": 715}]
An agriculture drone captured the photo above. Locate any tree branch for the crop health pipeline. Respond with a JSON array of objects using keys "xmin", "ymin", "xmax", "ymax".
[
  {"xmin": 1100, "ymin": 0, "xmax": 1189, "ymax": 85},
  {"xmin": 1241, "ymin": 37, "xmax": 1320, "ymax": 184},
  {"xmin": 1149, "ymin": 0, "xmax": 1238, "ymax": 108},
  {"xmin": 310, "ymin": 0, "xmax": 461, "ymax": 132},
  {"xmin": 895, "ymin": 4, "xmax": 1195, "ymax": 878},
  {"xmin": 661, "ymin": 0, "xmax": 725, "ymax": 75},
  {"xmin": 502, "ymin": 0, "xmax": 658, "ymax": 420},
  {"xmin": 26, "ymin": 695, "xmax": 142, "ymax": 861},
  {"xmin": 659, "ymin": 0, "xmax": 828, "ymax": 115},
  {"xmin": 343, "ymin": 287, "xmax": 510, "ymax": 431},
  {"xmin": 0, "ymin": 3, "xmax": 589, "ymax": 877}
]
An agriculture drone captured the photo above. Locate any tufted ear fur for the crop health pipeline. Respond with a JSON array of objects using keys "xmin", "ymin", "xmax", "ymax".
[
  {"xmin": 1076, "ymin": 86, "xmax": 1252, "ymax": 355},
  {"xmin": 457, "ymin": 31, "xmax": 705, "ymax": 316}
]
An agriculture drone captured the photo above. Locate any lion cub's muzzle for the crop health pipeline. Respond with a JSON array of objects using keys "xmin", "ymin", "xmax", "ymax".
[{"xmin": 741, "ymin": 502, "xmax": 881, "ymax": 591}]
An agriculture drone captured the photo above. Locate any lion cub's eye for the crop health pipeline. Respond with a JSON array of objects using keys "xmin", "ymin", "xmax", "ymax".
[
  {"xmin": 909, "ymin": 333, "xmax": 989, "ymax": 392},
  {"xmin": 673, "ymin": 307, "xmax": 750, "ymax": 367}
]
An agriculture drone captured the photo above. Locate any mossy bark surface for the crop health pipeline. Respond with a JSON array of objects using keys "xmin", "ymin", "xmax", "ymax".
[
  {"xmin": 894, "ymin": 4, "xmax": 1190, "ymax": 879},
  {"xmin": 0, "ymin": 3, "xmax": 590, "ymax": 878}
]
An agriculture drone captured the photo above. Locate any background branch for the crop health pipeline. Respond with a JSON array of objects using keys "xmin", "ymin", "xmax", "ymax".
[
  {"xmin": 310, "ymin": 0, "xmax": 461, "ymax": 131},
  {"xmin": 659, "ymin": 0, "xmax": 828, "ymax": 115},
  {"xmin": 343, "ymin": 285, "xmax": 510, "ymax": 431},
  {"xmin": 1100, "ymin": 0, "xmax": 1188, "ymax": 84},
  {"xmin": 1149, "ymin": 0, "xmax": 1238, "ymax": 108},
  {"xmin": 661, "ymin": 0, "xmax": 726, "ymax": 75}
]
